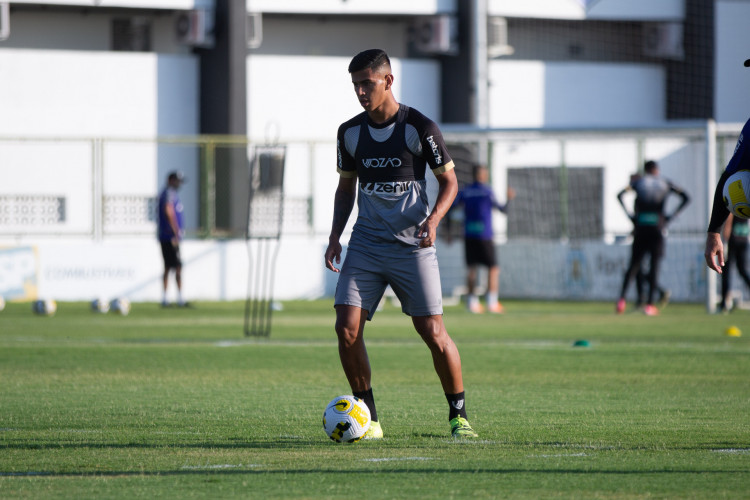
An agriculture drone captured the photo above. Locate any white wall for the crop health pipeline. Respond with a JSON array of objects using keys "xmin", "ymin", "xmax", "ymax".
[
  {"xmin": 489, "ymin": 0, "xmax": 684, "ymax": 21},
  {"xmin": 247, "ymin": 55, "xmax": 442, "ymax": 143},
  {"xmin": 0, "ymin": 49, "xmax": 198, "ymax": 137},
  {"xmin": 0, "ymin": 49, "xmax": 201, "ymax": 232},
  {"xmin": 248, "ymin": 0, "xmax": 455, "ymax": 15},
  {"xmin": 9, "ymin": 0, "xmax": 213, "ymax": 9},
  {"xmin": 715, "ymin": 0, "xmax": 750, "ymax": 123},
  {"xmin": 488, "ymin": 61, "xmax": 666, "ymax": 128}
]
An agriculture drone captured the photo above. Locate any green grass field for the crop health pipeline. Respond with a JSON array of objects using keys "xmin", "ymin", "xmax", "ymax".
[{"xmin": 1, "ymin": 299, "xmax": 748, "ymax": 499}]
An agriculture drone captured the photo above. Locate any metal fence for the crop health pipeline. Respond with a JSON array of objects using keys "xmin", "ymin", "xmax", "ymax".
[{"xmin": 1, "ymin": 121, "xmax": 743, "ymax": 243}]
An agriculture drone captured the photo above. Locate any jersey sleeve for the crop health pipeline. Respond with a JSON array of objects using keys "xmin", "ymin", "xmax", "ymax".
[
  {"xmin": 336, "ymin": 122, "xmax": 358, "ymax": 179},
  {"xmin": 408, "ymin": 109, "xmax": 454, "ymax": 175}
]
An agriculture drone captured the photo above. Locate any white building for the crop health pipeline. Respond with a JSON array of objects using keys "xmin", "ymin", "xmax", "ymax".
[{"xmin": 1, "ymin": 0, "xmax": 748, "ymax": 307}]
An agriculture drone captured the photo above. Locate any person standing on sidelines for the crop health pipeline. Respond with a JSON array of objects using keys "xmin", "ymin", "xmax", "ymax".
[
  {"xmin": 718, "ymin": 214, "xmax": 750, "ymax": 312},
  {"xmin": 324, "ymin": 49, "xmax": 478, "ymax": 439},
  {"xmin": 705, "ymin": 58, "xmax": 750, "ymax": 275},
  {"xmin": 450, "ymin": 164, "xmax": 515, "ymax": 314},
  {"xmin": 615, "ymin": 160, "xmax": 689, "ymax": 315},
  {"xmin": 157, "ymin": 171, "xmax": 189, "ymax": 308}
]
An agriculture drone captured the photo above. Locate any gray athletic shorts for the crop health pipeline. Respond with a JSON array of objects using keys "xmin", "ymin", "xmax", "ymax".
[{"xmin": 334, "ymin": 245, "xmax": 444, "ymax": 320}]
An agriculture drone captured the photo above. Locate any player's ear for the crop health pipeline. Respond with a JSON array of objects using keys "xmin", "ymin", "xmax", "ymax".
[{"xmin": 384, "ymin": 73, "xmax": 394, "ymax": 90}]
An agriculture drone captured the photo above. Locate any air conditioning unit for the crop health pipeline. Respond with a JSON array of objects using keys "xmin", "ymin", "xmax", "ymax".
[
  {"xmin": 0, "ymin": 2, "xmax": 10, "ymax": 41},
  {"xmin": 176, "ymin": 9, "xmax": 214, "ymax": 48},
  {"xmin": 411, "ymin": 15, "xmax": 457, "ymax": 55},
  {"xmin": 247, "ymin": 12, "xmax": 263, "ymax": 49},
  {"xmin": 488, "ymin": 17, "xmax": 514, "ymax": 58},
  {"xmin": 643, "ymin": 22, "xmax": 684, "ymax": 60}
]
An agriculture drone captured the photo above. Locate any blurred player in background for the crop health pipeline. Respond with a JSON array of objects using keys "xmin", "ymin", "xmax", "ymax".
[
  {"xmin": 158, "ymin": 171, "xmax": 189, "ymax": 308},
  {"xmin": 450, "ymin": 164, "xmax": 515, "ymax": 314},
  {"xmin": 616, "ymin": 161, "xmax": 690, "ymax": 315},
  {"xmin": 718, "ymin": 214, "xmax": 750, "ymax": 312},
  {"xmin": 705, "ymin": 58, "xmax": 750, "ymax": 275},
  {"xmin": 325, "ymin": 49, "xmax": 478, "ymax": 439}
]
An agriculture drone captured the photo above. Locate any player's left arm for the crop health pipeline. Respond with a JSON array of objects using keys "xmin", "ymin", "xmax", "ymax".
[
  {"xmin": 666, "ymin": 184, "xmax": 690, "ymax": 222},
  {"xmin": 419, "ymin": 167, "xmax": 458, "ymax": 248}
]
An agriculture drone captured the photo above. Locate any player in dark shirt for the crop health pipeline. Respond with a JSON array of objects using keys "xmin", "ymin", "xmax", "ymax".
[
  {"xmin": 324, "ymin": 49, "xmax": 477, "ymax": 439},
  {"xmin": 719, "ymin": 215, "xmax": 750, "ymax": 312},
  {"xmin": 615, "ymin": 161, "xmax": 689, "ymax": 315},
  {"xmin": 705, "ymin": 59, "xmax": 750, "ymax": 273}
]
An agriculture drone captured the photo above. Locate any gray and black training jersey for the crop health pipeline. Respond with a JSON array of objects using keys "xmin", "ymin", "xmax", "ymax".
[
  {"xmin": 630, "ymin": 174, "xmax": 686, "ymax": 229},
  {"xmin": 336, "ymin": 104, "xmax": 455, "ymax": 250}
]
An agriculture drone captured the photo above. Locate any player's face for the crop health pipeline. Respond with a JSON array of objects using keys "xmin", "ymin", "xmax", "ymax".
[{"xmin": 351, "ymin": 67, "xmax": 392, "ymax": 112}]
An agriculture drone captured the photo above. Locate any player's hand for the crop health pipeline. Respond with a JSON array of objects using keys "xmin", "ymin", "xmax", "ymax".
[
  {"xmin": 704, "ymin": 232, "xmax": 724, "ymax": 274},
  {"xmin": 418, "ymin": 217, "xmax": 438, "ymax": 248},
  {"xmin": 325, "ymin": 239, "xmax": 343, "ymax": 272}
]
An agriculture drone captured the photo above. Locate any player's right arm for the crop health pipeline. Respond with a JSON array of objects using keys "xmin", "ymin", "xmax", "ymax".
[
  {"xmin": 163, "ymin": 195, "xmax": 181, "ymax": 245},
  {"xmin": 325, "ymin": 175, "xmax": 357, "ymax": 273},
  {"xmin": 705, "ymin": 170, "xmax": 732, "ymax": 273},
  {"xmin": 616, "ymin": 186, "xmax": 634, "ymax": 221}
]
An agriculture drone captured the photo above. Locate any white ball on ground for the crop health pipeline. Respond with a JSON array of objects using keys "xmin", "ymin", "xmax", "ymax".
[
  {"xmin": 322, "ymin": 395, "xmax": 371, "ymax": 443},
  {"xmin": 32, "ymin": 299, "xmax": 57, "ymax": 316},
  {"xmin": 91, "ymin": 298, "xmax": 110, "ymax": 313},
  {"xmin": 109, "ymin": 298, "xmax": 131, "ymax": 316}
]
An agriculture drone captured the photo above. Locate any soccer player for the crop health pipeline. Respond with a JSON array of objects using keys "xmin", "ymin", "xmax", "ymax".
[
  {"xmin": 324, "ymin": 49, "xmax": 478, "ymax": 439},
  {"xmin": 450, "ymin": 164, "xmax": 515, "ymax": 314},
  {"xmin": 157, "ymin": 171, "xmax": 188, "ymax": 308},
  {"xmin": 705, "ymin": 58, "xmax": 750, "ymax": 275},
  {"xmin": 615, "ymin": 161, "xmax": 689, "ymax": 315},
  {"xmin": 718, "ymin": 214, "xmax": 750, "ymax": 312}
]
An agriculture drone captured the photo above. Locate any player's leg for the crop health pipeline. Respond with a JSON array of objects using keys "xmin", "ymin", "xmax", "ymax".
[
  {"xmin": 733, "ymin": 242, "xmax": 750, "ymax": 288},
  {"xmin": 160, "ymin": 241, "xmax": 173, "ymax": 307},
  {"xmin": 412, "ymin": 314, "xmax": 477, "ymax": 438},
  {"xmin": 334, "ymin": 304, "xmax": 382, "ymax": 439},
  {"xmin": 720, "ymin": 243, "xmax": 733, "ymax": 311},
  {"xmin": 483, "ymin": 241, "xmax": 503, "ymax": 313},
  {"xmin": 617, "ymin": 237, "xmax": 646, "ymax": 312},
  {"xmin": 465, "ymin": 239, "xmax": 484, "ymax": 313},
  {"xmin": 332, "ymin": 246, "xmax": 387, "ymax": 438},
  {"xmin": 643, "ymin": 232, "xmax": 664, "ymax": 315},
  {"xmin": 334, "ymin": 304, "xmax": 371, "ymax": 392}
]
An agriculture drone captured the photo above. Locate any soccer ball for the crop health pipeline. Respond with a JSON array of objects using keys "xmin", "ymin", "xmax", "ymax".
[
  {"xmin": 322, "ymin": 395, "xmax": 371, "ymax": 443},
  {"xmin": 91, "ymin": 298, "xmax": 110, "ymax": 313},
  {"xmin": 109, "ymin": 298, "xmax": 131, "ymax": 316},
  {"xmin": 723, "ymin": 169, "xmax": 750, "ymax": 219},
  {"xmin": 32, "ymin": 299, "xmax": 57, "ymax": 316}
]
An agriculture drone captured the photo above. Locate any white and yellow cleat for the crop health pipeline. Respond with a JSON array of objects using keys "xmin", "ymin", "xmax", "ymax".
[{"xmin": 363, "ymin": 420, "xmax": 383, "ymax": 440}]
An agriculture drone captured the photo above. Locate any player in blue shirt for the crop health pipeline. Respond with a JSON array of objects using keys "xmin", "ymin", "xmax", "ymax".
[
  {"xmin": 451, "ymin": 164, "xmax": 514, "ymax": 313},
  {"xmin": 157, "ymin": 171, "xmax": 187, "ymax": 307},
  {"xmin": 705, "ymin": 59, "xmax": 750, "ymax": 273}
]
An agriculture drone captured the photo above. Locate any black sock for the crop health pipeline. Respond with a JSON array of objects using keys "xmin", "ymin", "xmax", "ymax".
[
  {"xmin": 353, "ymin": 388, "xmax": 378, "ymax": 422},
  {"xmin": 445, "ymin": 391, "xmax": 467, "ymax": 420}
]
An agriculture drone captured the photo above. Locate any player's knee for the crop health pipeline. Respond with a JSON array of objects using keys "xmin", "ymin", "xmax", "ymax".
[
  {"xmin": 335, "ymin": 321, "xmax": 360, "ymax": 348},
  {"xmin": 415, "ymin": 319, "xmax": 448, "ymax": 348}
]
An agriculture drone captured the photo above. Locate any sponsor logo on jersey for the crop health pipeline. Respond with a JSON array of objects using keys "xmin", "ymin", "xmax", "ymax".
[
  {"xmin": 337, "ymin": 139, "xmax": 343, "ymax": 169},
  {"xmin": 360, "ymin": 181, "xmax": 413, "ymax": 195},
  {"xmin": 426, "ymin": 135, "xmax": 443, "ymax": 165},
  {"xmin": 361, "ymin": 157, "xmax": 403, "ymax": 169}
]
